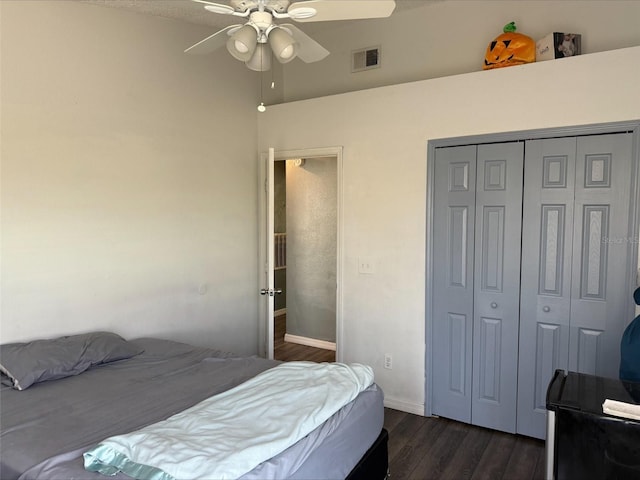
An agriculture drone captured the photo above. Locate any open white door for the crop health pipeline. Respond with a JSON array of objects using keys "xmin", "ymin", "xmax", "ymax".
[{"xmin": 261, "ymin": 147, "xmax": 276, "ymax": 359}]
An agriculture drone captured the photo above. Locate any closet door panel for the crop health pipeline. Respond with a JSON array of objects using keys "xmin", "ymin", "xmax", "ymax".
[
  {"xmin": 431, "ymin": 131, "xmax": 637, "ymax": 441},
  {"xmin": 432, "ymin": 145, "xmax": 477, "ymax": 423},
  {"xmin": 471, "ymin": 142, "xmax": 523, "ymax": 433},
  {"xmin": 517, "ymin": 137, "xmax": 575, "ymax": 439},
  {"xmin": 569, "ymin": 133, "xmax": 634, "ymax": 378}
]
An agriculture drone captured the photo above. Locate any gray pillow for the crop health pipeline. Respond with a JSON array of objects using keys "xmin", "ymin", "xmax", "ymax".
[{"xmin": 0, "ymin": 332, "xmax": 144, "ymax": 390}]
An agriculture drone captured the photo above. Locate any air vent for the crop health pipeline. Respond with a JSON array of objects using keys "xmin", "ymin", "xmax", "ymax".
[{"xmin": 352, "ymin": 46, "xmax": 381, "ymax": 73}]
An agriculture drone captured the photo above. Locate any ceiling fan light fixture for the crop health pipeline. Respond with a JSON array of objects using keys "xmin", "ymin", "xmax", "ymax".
[
  {"xmin": 246, "ymin": 43, "xmax": 272, "ymax": 71},
  {"xmin": 226, "ymin": 25, "xmax": 258, "ymax": 61},
  {"xmin": 268, "ymin": 28, "xmax": 298, "ymax": 64},
  {"xmin": 188, "ymin": 0, "xmax": 398, "ymax": 70}
]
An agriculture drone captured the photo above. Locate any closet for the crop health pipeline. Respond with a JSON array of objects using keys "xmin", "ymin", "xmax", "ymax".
[{"xmin": 430, "ymin": 132, "xmax": 635, "ymax": 439}]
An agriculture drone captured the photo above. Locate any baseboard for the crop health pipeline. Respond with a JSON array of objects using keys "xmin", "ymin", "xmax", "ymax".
[
  {"xmin": 274, "ymin": 308, "xmax": 287, "ymax": 317},
  {"xmin": 383, "ymin": 396, "xmax": 425, "ymax": 416},
  {"xmin": 284, "ymin": 333, "xmax": 337, "ymax": 351}
]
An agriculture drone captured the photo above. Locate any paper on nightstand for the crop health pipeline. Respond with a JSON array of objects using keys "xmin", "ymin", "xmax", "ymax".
[{"xmin": 603, "ymin": 399, "xmax": 640, "ymax": 421}]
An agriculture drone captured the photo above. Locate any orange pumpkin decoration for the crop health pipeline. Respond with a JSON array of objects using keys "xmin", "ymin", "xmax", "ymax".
[{"xmin": 483, "ymin": 22, "xmax": 535, "ymax": 70}]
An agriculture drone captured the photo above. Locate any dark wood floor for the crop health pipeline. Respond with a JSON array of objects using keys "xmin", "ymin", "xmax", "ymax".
[
  {"xmin": 274, "ymin": 315, "xmax": 544, "ymax": 479},
  {"xmin": 274, "ymin": 314, "xmax": 335, "ymax": 362},
  {"xmin": 384, "ymin": 408, "xmax": 546, "ymax": 480}
]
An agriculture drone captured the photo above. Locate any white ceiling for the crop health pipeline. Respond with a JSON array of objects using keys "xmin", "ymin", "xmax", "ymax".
[{"xmin": 80, "ymin": 0, "xmax": 439, "ymax": 30}]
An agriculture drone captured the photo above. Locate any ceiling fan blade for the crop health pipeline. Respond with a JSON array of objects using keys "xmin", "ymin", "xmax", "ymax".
[
  {"xmin": 184, "ymin": 25, "xmax": 241, "ymax": 55},
  {"xmin": 281, "ymin": 24, "xmax": 329, "ymax": 63},
  {"xmin": 288, "ymin": 0, "xmax": 396, "ymax": 22},
  {"xmin": 190, "ymin": 0, "xmax": 235, "ymax": 15}
]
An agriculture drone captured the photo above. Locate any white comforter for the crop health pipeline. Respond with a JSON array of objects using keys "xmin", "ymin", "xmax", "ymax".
[{"xmin": 83, "ymin": 361, "xmax": 374, "ymax": 480}]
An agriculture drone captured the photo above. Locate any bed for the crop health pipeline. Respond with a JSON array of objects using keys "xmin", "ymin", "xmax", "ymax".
[{"xmin": 0, "ymin": 332, "xmax": 388, "ymax": 480}]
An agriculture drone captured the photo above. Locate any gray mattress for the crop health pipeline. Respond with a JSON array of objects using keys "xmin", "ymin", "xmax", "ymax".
[{"xmin": 0, "ymin": 338, "xmax": 383, "ymax": 480}]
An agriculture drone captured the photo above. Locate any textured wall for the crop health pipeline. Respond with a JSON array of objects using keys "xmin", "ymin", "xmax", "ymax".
[{"xmin": 286, "ymin": 157, "xmax": 337, "ymax": 342}]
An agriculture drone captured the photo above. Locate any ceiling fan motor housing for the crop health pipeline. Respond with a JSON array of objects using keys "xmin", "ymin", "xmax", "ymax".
[
  {"xmin": 250, "ymin": 11, "xmax": 275, "ymax": 31},
  {"xmin": 231, "ymin": 0, "xmax": 291, "ymax": 14}
]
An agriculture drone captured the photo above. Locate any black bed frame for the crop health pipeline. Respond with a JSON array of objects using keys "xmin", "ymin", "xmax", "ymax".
[{"xmin": 346, "ymin": 428, "xmax": 389, "ymax": 480}]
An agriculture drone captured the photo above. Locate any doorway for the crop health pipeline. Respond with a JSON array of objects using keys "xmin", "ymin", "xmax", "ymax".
[{"xmin": 259, "ymin": 147, "xmax": 343, "ymax": 362}]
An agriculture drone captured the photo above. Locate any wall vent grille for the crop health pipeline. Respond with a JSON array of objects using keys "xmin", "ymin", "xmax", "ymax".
[{"xmin": 352, "ymin": 46, "xmax": 381, "ymax": 72}]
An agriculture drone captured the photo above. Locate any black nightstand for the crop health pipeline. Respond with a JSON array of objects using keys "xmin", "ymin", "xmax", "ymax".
[{"xmin": 546, "ymin": 369, "xmax": 640, "ymax": 480}]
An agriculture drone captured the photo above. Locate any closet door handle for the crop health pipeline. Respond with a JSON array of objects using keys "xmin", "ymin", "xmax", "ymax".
[
  {"xmin": 543, "ymin": 306, "xmax": 551, "ymax": 313},
  {"xmin": 490, "ymin": 302, "xmax": 498, "ymax": 309}
]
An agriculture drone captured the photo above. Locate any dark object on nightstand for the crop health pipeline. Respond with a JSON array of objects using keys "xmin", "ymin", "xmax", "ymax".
[
  {"xmin": 546, "ymin": 369, "xmax": 640, "ymax": 480},
  {"xmin": 620, "ymin": 287, "xmax": 640, "ymax": 384}
]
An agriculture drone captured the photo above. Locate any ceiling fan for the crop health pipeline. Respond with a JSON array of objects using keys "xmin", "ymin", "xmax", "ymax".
[{"xmin": 185, "ymin": 0, "xmax": 396, "ymax": 71}]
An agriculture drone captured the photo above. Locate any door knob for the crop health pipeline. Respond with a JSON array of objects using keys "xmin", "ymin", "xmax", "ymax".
[
  {"xmin": 490, "ymin": 302, "xmax": 498, "ymax": 309},
  {"xmin": 260, "ymin": 288, "xmax": 283, "ymax": 297},
  {"xmin": 543, "ymin": 306, "xmax": 551, "ymax": 313}
]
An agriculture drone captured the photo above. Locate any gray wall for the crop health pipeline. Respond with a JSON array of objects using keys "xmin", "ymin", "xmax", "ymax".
[
  {"xmin": 1, "ymin": 1, "xmax": 261, "ymax": 354},
  {"xmin": 286, "ymin": 157, "xmax": 337, "ymax": 342},
  {"xmin": 282, "ymin": 0, "xmax": 640, "ymax": 102}
]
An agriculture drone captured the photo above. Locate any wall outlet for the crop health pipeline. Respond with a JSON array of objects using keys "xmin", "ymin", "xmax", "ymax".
[
  {"xmin": 384, "ymin": 354, "xmax": 392, "ymax": 369},
  {"xmin": 358, "ymin": 257, "xmax": 375, "ymax": 274}
]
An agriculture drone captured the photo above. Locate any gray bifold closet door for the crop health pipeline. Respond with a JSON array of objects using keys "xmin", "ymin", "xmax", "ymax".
[
  {"xmin": 432, "ymin": 132, "xmax": 634, "ymax": 439},
  {"xmin": 432, "ymin": 142, "xmax": 523, "ymax": 433},
  {"xmin": 517, "ymin": 133, "xmax": 634, "ymax": 439}
]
